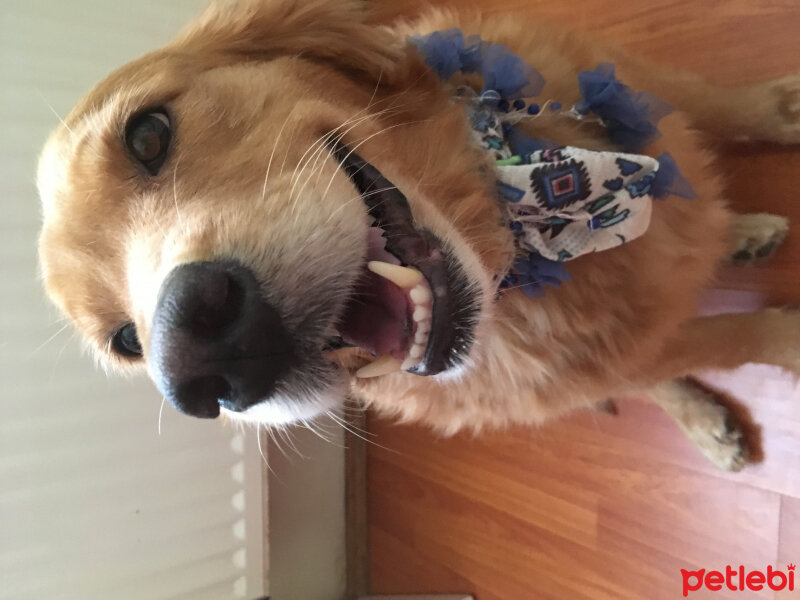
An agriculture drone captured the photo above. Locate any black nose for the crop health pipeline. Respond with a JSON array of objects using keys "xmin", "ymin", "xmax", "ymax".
[{"xmin": 149, "ymin": 261, "xmax": 294, "ymax": 419}]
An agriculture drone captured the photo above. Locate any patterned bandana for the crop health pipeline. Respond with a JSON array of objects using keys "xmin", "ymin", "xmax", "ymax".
[
  {"xmin": 410, "ymin": 29, "xmax": 697, "ymax": 296},
  {"xmin": 470, "ymin": 104, "xmax": 659, "ymax": 262}
]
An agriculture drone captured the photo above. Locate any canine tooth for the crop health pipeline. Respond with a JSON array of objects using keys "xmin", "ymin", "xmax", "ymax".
[
  {"xmin": 410, "ymin": 284, "xmax": 432, "ymax": 305},
  {"xmin": 417, "ymin": 320, "xmax": 431, "ymax": 334},
  {"xmin": 409, "ymin": 344, "xmax": 424, "ymax": 360},
  {"xmin": 355, "ymin": 355, "xmax": 402, "ymax": 378},
  {"xmin": 367, "ymin": 261, "xmax": 422, "ymax": 289},
  {"xmin": 413, "ymin": 306, "xmax": 431, "ymax": 322}
]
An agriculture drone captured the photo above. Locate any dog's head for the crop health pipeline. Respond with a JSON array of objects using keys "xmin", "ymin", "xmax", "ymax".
[{"xmin": 37, "ymin": 0, "xmax": 513, "ymax": 424}]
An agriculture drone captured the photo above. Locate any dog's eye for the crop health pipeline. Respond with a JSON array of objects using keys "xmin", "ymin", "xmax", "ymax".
[
  {"xmin": 125, "ymin": 110, "xmax": 171, "ymax": 175},
  {"xmin": 111, "ymin": 323, "xmax": 143, "ymax": 358}
]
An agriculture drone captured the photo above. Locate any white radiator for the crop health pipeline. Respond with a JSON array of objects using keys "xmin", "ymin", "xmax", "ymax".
[{"xmin": 0, "ymin": 1, "xmax": 268, "ymax": 598}]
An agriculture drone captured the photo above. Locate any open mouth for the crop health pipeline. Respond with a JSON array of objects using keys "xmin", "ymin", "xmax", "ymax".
[{"xmin": 327, "ymin": 142, "xmax": 480, "ymax": 378}]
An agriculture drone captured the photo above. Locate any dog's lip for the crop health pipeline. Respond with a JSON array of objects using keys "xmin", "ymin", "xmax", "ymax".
[{"xmin": 330, "ymin": 142, "xmax": 476, "ymax": 376}]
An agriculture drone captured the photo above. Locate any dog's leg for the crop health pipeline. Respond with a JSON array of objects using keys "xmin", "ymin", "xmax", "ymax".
[
  {"xmin": 612, "ymin": 57, "xmax": 800, "ymax": 143},
  {"xmin": 729, "ymin": 213, "xmax": 790, "ymax": 262},
  {"xmin": 646, "ymin": 309, "xmax": 800, "ymax": 380},
  {"xmin": 648, "ymin": 378, "xmax": 747, "ymax": 472},
  {"xmin": 728, "ymin": 73, "xmax": 800, "ymax": 144}
]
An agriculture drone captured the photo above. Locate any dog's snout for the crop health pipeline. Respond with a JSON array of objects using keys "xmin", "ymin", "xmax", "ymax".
[{"xmin": 150, "ymin": 261, "xmax": 294, "ymax": 419}]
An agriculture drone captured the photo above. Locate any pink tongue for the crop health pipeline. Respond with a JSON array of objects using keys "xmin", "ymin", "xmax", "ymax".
[{"xmin": 338, "ymin": 269, "xmax": 410, "ymax": 357}]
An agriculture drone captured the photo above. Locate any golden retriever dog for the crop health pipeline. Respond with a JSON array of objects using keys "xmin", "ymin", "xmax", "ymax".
[{"xmin": 37, "ymin": 0, "xmax": 800, "ymax": 471}]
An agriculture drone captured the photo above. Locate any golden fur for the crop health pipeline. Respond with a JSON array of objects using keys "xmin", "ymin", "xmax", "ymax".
[{"xmin": 38, "ymin": 0, "xmax": 800, "ymax": 469}]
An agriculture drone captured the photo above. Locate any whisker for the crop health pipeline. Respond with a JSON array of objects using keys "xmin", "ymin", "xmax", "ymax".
[
  {"xmin": 38, "ymin": 91, "xmax": 73, "ymax": 135},
  {"xmin": 49, "ymin": 329, "xmax": 77, "ymax": 381},
  {"xmin": 289, "ymin": 91, "xmax": 421, "ymax": 212},
  {"xmin": 326, "ymin": 409, "xmax": 376, "ymax": 437},
  {"xmin": 29, "ymin": 323, "xmax": 71, "ymax": 358},
  {"xmin": 321, "ymin": 184, "xmax": 398, "ymax": 227},
  {"xmin": 158, "ymin": 397, "xmax": 166, "ymax": 436},
  {"xmin": 279, "ymin": 425, "xmax": 307, "ymax": 459},
  {"xmin": 319, "ymin": 119, "xmax": 430, "ymax": 205},
  {"xmin": 261, "ymin": 106, "xmax": 296, "ymax": 202},
  {"xmin": 325, "ymin": 410, "xmax": 399, "ymax": 453},
  {"xmin": 301, "ymin": 416, "xmax": 346, "ymax": 448},
  {"xmin": 268, "ymin": 424, "xmax": 293, "ymax": 462},
  {"xmin": 172, "ymin": 159, "xmax": 186, "ymax": 234},
  {"xmin": 256, "ymin": 426, "xmax": 281, "ymax": 482},
  {"xmin": 277, "ymin": 125, "xmax": 300, "ymax": 181},
  {"xmin": 288, "ymin": 105, "xmax": 407, "ymax": 219}
]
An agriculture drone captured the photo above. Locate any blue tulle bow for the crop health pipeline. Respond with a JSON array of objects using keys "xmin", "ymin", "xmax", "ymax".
[
  {"xmin": 576, "ymin": 63, "xmax": 673, "ymax": 152},
  {"xmin": 501, "ymin": 252, "xmax": 571, "ymax": 298},
  {"xmin": 652, "ymin": 152, "xmax": 697, "ymax": 199},
  {"xmin": 408, "ymin": 29, "xmax": 470, "ymax": 79},
  {"xmin": 409, "ymin": 29, "xmax": 545, "ymax": 100},
  {"xmin": 479, "ymin": 42, "xmax": 545, "ymax": 100}
]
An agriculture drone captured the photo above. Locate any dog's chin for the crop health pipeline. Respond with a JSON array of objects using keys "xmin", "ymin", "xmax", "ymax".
[{"xmin": 223, "ymin": 377, "xmax": 347, "ymax": 425}]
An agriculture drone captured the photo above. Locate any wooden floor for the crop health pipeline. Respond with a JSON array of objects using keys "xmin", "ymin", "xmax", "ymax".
[{"xmin": 366, "ymin": 2, "xmax": 800, "ymax": 599}]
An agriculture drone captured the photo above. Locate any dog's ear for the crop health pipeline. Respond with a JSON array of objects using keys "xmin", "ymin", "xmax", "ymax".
[{"xmin": 172, "ymin": 0, "xmax": 402, "ymax": 81}]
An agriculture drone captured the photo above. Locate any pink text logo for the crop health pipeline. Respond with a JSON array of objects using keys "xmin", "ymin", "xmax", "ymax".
[{"xmin": 681, "ymin": 564, "xmax": 795, "ymax": 596}]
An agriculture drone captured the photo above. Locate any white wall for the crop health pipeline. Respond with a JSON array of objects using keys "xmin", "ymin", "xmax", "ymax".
[{"xmin": 0, "ymin": 2, "xmax": 346, "ymax": 599}]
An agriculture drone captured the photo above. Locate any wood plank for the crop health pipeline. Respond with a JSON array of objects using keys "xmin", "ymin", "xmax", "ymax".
[{"xmin": 368, "ymin": 417, "xmax": 782, "ymax": 599}]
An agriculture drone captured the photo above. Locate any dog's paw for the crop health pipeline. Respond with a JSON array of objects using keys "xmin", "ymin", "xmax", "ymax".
[
  {"xmin": 748, "ymin": 73, "xmax": 800, "ymax": 144},
  {"xmin": 684, "ymin": 402, "xmax": 748, "ymax": 472},
  {"xmin": 776, "ymin": 74, "xmax": 800, "ymax": 127},
  {"xmin": 730, "ymin": 213, "xmax": 789, "ymax": 262}
]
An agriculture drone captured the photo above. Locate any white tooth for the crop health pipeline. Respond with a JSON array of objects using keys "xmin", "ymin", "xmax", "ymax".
[
  {"xmin": 409, "ymin": 344, "xmax": 424, "ymax": 359},
  {"xmin": 367, "ymin": 261, "xmax": 423, "ymax": 289},
  {"xmin": 401, "ymin": 357, "xmax": 418, "ymax": 370},
  {"xmin": 410, "ymin": 284, "xmax": 432, "ymax": 305},
  {"xmin": 413, "ymin": 305, "xmax": 431, "ymax": 322},
  {"xmin": 414, "ymin": 330, "xmax": 428, "ymax": 345},
  {"xmin": 417, "ymin": 320, "xmax": 431, "ymax": 334},
  {"xmin": 355, "ymin": 355, "xmax": 402, "ymax": 378}
]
